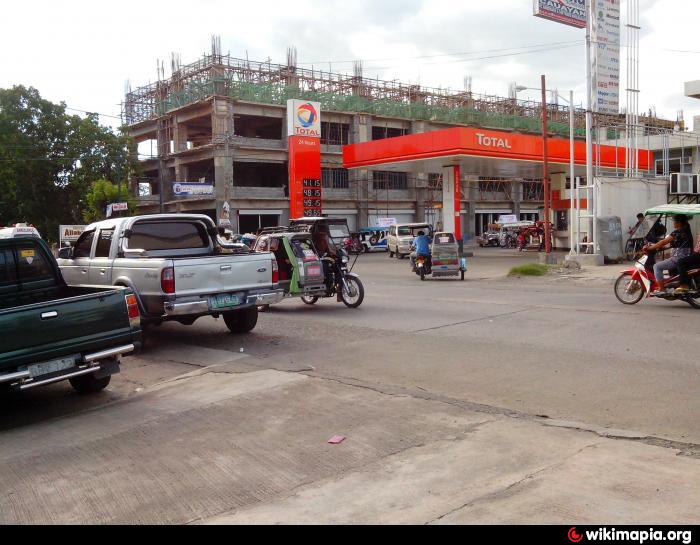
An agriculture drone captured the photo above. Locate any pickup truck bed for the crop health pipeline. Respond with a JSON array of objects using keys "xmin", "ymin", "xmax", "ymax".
[{"xmin": 0, "ymin": 238, "xmax": 141, "ymax": 394}]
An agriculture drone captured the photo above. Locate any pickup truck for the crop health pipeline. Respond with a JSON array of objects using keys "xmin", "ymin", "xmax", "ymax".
[
  {"xmin": 57, "ymin": 214, "xmax": 283, "ymax": 334},
  {"xmin": 0, "ymin": 237, "xmax": 141, "ymax": 394}
]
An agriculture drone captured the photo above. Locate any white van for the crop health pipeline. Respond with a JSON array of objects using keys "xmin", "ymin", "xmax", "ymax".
[
  {"xmin": 387, "ymin": 223, "xmax": 433, "ymax": 259},
  {"xmin": 0, "ymin": 224, "xmax": 42, "ymax": 239}
]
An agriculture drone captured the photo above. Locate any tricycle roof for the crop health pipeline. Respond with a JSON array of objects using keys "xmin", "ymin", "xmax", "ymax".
[{"xmin": 645, "ymin": 204, "xmax": 700, "ymax": 217}]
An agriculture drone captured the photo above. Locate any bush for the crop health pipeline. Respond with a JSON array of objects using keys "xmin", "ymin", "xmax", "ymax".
[{"xmin": 508, "ymin": 263, "xmax": 550, "ymax": 277}]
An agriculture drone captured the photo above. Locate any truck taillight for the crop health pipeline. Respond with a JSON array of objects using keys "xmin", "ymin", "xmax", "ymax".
[
  {"xmin": 272, "ymin": 259, "xmax": 279, "ymax": 284},
  {"xmin": 125, "ymin": 294, "xmax": 140, "ymax": 327},
  {"xmin": 161, "ymin": 267, "xmax": 175, "ymax": 294}
]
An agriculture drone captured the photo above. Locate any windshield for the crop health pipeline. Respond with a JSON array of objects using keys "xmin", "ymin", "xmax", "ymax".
[
  {"xmin": 398, "ymin": 226, "xmax": 429, "ymax": 237},
  {"xmin": 329, "ymin": 224, "xmax": 350, "ymax": 242}
]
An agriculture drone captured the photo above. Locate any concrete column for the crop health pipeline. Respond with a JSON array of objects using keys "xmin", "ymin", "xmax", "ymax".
[
  {"xmin": 351, "ymin": 114, "xmax": 372, "ymax": 227},
  {"xmin": 212, "ymin": 98, "xmax": 235, "ymax": 228},
  {"xmin": 512, "ymin": 180, "xmax": 522, "ymax": 218},
  {"xmin": 173, "ymin": 119, "xmax": 189, "ymax": 183},
  {"xmin": 465, "ymin": 177, "xmax": 479, "ymax": 240},
  {"xmin": 412, "ymin": 121, "xmax": 428, "ymax": 224}
]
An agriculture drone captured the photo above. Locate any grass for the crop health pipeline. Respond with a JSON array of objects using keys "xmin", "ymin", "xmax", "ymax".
[{"xmin": 508, "ymin": 263, "xmax": 551, "ymax": 277}]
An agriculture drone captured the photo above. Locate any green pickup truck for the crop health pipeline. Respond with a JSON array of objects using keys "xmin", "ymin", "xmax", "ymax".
[{"xmin": 0, "ymin": 237, "xmax": 142, "ymax": 394}]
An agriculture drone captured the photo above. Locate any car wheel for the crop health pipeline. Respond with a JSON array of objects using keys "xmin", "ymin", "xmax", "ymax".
[
  {"xmin": 223, "ymin": 307, "xmax": 259, "ymax": 334},
  {"xmin": 70, "ymin": 374, "xmax": 111, "ymax": 395}
]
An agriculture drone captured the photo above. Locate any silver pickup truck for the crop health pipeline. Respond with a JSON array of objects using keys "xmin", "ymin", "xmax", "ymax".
[{"xmin": 57, "ymin": 214, "xmax": 282, "ymax": 334}]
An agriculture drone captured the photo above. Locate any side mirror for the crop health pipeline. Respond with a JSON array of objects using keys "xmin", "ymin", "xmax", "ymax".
[{"xmin": 58, "ymin": 247, "xmax": 73, "ymax": 260}]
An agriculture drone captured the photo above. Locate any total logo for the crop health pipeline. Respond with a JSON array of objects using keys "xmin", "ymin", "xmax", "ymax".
[
  {"xmin": 297, "ymin": 103, "xmax": 318, "ymax": 128},
  {"xmin": 476, "ymin": 132, "xmax": 513, "ymax": 150}
]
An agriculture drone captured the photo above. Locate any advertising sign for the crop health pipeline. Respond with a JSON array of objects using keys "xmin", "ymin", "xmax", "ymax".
[
  {"xmin": 591, "ymin": 0, "xmax": 621, "ymax": 114},
  {"xmin": 533, "ymin": 0, "xmax": 587, "ymax": 28},
  {"xmin": 173, "ymin": 182, "xmax": 215, "ymax": 197},
  {"xmin": 376, "ymin": 218, "xmax": 398, "ymax": 228},
  {"xmin": 287, "ymin": 99, "xmax": 322, "ymax": 138},
  {"xmin": 59, "ymin": 225, "xmax": 86, "ymax": 243},
  {"xmin": 106, "ymin": 202, "xmax": 128, "ymax": 218}
]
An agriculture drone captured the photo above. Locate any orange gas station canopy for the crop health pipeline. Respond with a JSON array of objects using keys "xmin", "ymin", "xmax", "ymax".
[{"xmin": 343, "ymin": 127, "xmax": 651, "ymax": 178}]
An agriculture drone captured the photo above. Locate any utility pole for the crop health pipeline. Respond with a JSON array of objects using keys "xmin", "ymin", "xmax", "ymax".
[{"xmin": 540, "ymin": 74, "xmax": 552, "ymax": 258}]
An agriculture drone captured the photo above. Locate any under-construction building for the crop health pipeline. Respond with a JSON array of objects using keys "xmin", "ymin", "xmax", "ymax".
[{"xmin": 123, "ymin": 44, "xmax": 679, "ymax": 237}]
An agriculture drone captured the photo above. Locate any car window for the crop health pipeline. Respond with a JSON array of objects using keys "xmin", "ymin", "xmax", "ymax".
[
  {"xmin": 73, "ymin": 230, "xmax": 95, "ymax": 258},
  {"xmin": 129, "ymin": 221, "xmax": 209, "ymax": 251},
  {"xmin": 15, "ymin": 245, "xmax": 53, "ymax": 283},
  {"xmin": 398, "ymin": 227, "xmax": 412, "ymax": 236},
  {"xmin": 95, "ymin": 228, "xmax": 115, "ymax": 258},
  {"xmin": 0, "ymin": 249, "xmax": 17, "ymax": 286}
]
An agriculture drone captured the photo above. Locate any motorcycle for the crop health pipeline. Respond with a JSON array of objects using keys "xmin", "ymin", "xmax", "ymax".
[
  {"xmin": 301, "ymin": 248, "xmax": 365, "ymax": 308},
  {"xmin": 614, "ymin": 254, "xmax": 700, "ymax": 309},
  {"xmin": 414, "ymin": 255, "xmax": 432, "ymax": 281}
]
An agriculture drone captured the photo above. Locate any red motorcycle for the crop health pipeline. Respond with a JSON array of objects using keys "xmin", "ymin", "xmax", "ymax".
[{"xmin": 614, "ymin": 254, "xmax": 700, "ymax": 309}]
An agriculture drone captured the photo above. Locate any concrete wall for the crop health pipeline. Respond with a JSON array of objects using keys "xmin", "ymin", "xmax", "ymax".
[{"xmin": 596, "ymin": 177, "xmax": 669, "ymax": 232}]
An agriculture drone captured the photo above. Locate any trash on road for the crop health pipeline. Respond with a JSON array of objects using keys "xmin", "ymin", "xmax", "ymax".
[{"xmin": 327, "ymin": 435, "xmax": 346, "ymax": 445}]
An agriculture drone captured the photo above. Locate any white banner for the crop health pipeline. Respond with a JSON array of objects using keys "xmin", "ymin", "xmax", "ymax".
[
  {"xmin": 591, "ymin": 0, "xmax": 621, "ymax": 114},
  {"xmin": 59, "ymin": 225, "xmax": 86, "ymax": 243},
  {"xmin": 173, "ymin": 182, "xmax": 214, "ymax": 197}
]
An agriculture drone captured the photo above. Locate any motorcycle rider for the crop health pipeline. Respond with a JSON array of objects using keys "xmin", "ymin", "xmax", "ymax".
[
  {"xmin": 313, "ymin": 227, "xmax": 338, "ymax": 293},
  {"xmin": 410, "ymin": 230, "xmax": 432, "ymax": 271},
  {"xmin": 644, "ymin": 215, "xmax": 693, "ymax": 294}
]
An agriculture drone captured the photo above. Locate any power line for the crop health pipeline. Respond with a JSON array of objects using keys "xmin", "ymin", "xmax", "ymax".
[{"xmin": 299, "ymin": 40, "xmax": 583, "ymax": 66}]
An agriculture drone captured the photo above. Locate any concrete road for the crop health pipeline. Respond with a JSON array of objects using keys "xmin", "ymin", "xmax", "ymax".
[{"xmin": 1, "ymin": 250, "xmax": 699, "ymax": 524}]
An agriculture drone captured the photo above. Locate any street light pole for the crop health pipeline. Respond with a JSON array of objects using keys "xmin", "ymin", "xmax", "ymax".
[
  {"xmin": 540, "ymin": 75, "xmax": 552, "ymax": 256},
  {"xmin": 569, "ymin": 89, "xmax": 576, "ymax": 256}
]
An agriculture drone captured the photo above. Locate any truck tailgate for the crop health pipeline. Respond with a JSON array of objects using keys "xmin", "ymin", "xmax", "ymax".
[
  {"xmin": 173, "ymin": 253, "xmax": 273, "ymax": 297},
  {"xmin": 0, "ymin": 287, "xmax": 135, "ymax": 371}
]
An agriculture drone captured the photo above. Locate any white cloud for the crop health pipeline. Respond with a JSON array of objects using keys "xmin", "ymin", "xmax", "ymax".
[{"xmin": 0, "ymin": 0, "xmax": 696, "ymax": 128}]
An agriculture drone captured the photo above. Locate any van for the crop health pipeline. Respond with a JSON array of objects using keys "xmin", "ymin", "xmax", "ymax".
[{"xmin": 387, "ymin": 223, "xmax": 433, "ymax": 259}]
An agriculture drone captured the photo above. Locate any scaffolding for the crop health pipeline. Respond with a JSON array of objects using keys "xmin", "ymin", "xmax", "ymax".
[{"xmin": 122, "ymin": 47, "xmax": 680, "ymax": 139}]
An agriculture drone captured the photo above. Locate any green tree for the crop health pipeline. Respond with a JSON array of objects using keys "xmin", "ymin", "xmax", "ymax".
[
  {"xmin": 0, "ymin": 85, "xmax": 140, "ymax": 241},
  {"xmin": 84, "ymin": 179, "xmax": 137, "ymax": 223}
]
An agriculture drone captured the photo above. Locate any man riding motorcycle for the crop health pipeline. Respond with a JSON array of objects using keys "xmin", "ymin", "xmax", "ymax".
[{"xmin": 410, "ymin": 230, "xmax": 432, "ymax": 271}]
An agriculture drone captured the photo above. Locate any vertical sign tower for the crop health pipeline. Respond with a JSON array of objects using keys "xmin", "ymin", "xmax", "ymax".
[{"xmin": 287, "ymin": 100, "xmax": 323, "ymax": 219}]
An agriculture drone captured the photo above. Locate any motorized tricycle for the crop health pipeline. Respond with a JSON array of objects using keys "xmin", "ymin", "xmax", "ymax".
[
  {"xmin": 412, "ymin": 232, "xmax": 467, "ymax": 281},
  {"xmin": 287, "ymin": 218, "xmax": 366, "ymax": 308},
  {"xmin": 614, "ymin": 204, "xmax": 700, "ymax": 309}
]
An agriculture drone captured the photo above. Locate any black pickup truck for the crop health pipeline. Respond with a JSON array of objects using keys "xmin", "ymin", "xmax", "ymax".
[{"xmin": 0, "ymin": 237, "xmax": 142, "ymax": 394}]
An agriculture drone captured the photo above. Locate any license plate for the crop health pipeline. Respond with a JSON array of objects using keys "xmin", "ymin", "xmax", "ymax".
[
  {"xmin": 209, "ymin": 293, "xmax": 241, "ymax": 310},
  {"xmin": 28, "ymin": 357, "xmax": 75, "ymax": 378},
  {"xmin": 307, "ymin": 266, "xmax": 322, "ymax": 277}
]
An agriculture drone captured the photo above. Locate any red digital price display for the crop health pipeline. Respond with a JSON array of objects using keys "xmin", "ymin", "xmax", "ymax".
[{"xmin": 302, "ymin": 178, "xmax": 323, "ymax": 217}]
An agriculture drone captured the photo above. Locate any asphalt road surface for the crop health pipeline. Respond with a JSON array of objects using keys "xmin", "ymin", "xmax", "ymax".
[{"xmin": 1, "ymin": 250, "xmax": 699, "ymax": 524}]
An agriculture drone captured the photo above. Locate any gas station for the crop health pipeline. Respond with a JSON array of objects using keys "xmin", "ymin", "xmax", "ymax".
[{"xmin": 340, "ymin": 126, "xmax": 651, "ymax": 246}]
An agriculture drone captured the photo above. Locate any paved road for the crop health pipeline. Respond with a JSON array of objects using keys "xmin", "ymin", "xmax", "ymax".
[{"xmin": 1, "ymin": 250, "xmax": 699, "ymax": 524}]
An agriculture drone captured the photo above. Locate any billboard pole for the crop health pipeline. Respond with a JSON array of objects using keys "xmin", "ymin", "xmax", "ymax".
[
  {"xmin": 541, "ymin": 75, "xmax": 552, "ymax": 257},
  {"xmin": 585, "ymin": 0, "xmax": 596, "ymax": 256}
]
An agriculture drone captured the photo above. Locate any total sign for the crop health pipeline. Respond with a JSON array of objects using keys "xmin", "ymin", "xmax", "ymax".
[
  {"xmin": 287, "ymin": 100, "xmax": 321, "ymax": 138},
  {"xmin": 476, "ymin": 133, "xmax": 513, "ymax": 150}
]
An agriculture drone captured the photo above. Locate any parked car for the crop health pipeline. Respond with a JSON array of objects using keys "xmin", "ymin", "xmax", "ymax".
[
  {"xmin": 359, "ymin": 228, "xmax": 388, "ymax": 253},
  {"xmin": 0, "ymin": 237, "xmax": 141, "ymax": 394},
  {"xmin": 387, "ymin": 223, "xmax": 433, "ymax": 259},
  {"xmin": 57, "ymin": 214, "xmax": 283, "ymax": 335}
]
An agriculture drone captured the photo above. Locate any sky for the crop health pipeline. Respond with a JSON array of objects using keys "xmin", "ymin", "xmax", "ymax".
[{"xmin": 1, "ymin": 0, "xmax": 699, "ymax": 129}]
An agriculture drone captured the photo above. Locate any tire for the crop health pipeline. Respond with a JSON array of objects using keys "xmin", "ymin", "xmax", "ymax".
[
  {"xmin": 340, "ymin": 275, "xmax": 365, "ymax": 308},
  {"xmin": 461, "ymin": 270, "xmax": 465, "ymax": 281},
  {"xmin": 369, "ymin": 237, "xmax": 379, "ymax": 246},
  {"xmin": 389, "ymin": 249, "xmax": 395, "ymax": 258},
  {"xmin": 420, "ymin": 268, "xmax": 426, "ymax": 281},
  {"xmin": 223, "ymin": 307, "xmax": 259, "ymax": 334},
  {"xmin": 258, "ymin": 304, "xmax": 271, "ymax": 313},
  {"xmin": 70, "ymin": 373, "xmax": 111, "ymax": 395},
  {"xmin": 302, "ymin": 296, "xmax": 319, "ymax": 306},
  {"xmin": 614, "ymin": 274, "xmax": 645, "ymax": 305}
]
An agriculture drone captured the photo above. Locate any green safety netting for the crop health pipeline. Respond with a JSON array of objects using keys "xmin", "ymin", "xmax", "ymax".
[{"xmin": 158, "ymin": 79, "xmax": 584, "ymax": 139}]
